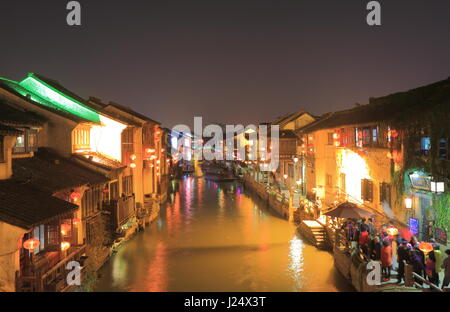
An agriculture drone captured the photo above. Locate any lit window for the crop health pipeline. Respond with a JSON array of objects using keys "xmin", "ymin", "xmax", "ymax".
[
  {"xmin": 327, "ymin": 133, "xmax": 334, "ymax": 145},
  {"xmin": 362, "ymin": 128, "xmax": 371, "ymax": 146},
  {"xmin": 372, "ymin": 128, "xmax": 378, "ymax": 144},
  {"xmin": 420, "ymin": 137, "xmax": 431, "ymax": 156},
  {"xmin": 380, "ymin": 182, "xmax": 391, "ymax": 204},
  {"xmin": 361, "ymin": 179, "xmax": 373, "ymax": 202},
  {"xmin": 439, "ymin": 138, "xmax": 448, "ymax": 160},
  {"xmin": 72, "ymin": 128, "xmax": 90, "ymax": 151}
]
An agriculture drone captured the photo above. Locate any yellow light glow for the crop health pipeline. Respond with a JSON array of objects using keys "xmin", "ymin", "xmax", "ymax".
[
  {"xmin": 130, "ymin": 163, "xmax": 136, "ymax": 168},
  {"xmin": 61, "ymin": 241, "xmax": 71, "ymax": 251},
  {"xmin": 386, "ymin": 227, "xmax": 398, "ymax": 236},
  {"xmin": 339, "ymin": 149, "xmax": 370, "ymax": 204},
  {"xmin": 404, "ymin": 197, "xmax": 412, "ymax": 209},
  {"xmin": 90, "ymin": 115, "xmax": 127, "ymax": 161}
]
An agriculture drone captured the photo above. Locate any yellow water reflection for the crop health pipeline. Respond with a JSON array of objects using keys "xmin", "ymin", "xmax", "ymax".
[{"xmin": 95, "ymin": 174, "xmax": 352, "ymax": 292}]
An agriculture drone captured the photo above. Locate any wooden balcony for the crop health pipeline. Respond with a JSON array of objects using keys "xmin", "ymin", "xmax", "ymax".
[
  {"xmin": 17, "ymin": 245, "xmax": 87, "ymax": 292},
  {"xmin": 104, "ymin": 195, "xmax": 136, "ymax": 231},
  {"xmin": 138, "ymin": 196, "xmax": 158, "ymax": 219}
]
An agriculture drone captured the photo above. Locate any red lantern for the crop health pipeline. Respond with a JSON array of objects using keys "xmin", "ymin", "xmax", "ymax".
[
  {"xmin": 70, "ymin": 191, "xmax": 81, "ymax": 203},
  {"xmin": 61, "ymin": 224, "xmax": 71, "ymax": 235},
  {"xmin": 388, "ymin": 129, "xmax": 399, "ymax": 139},
  {"xmin": 23, "ymin": 238, "xmax": 40, "ymax": 251},
  {"xmin": 73, "ymin": 218, "xmax": 81, "ymax": 226}
]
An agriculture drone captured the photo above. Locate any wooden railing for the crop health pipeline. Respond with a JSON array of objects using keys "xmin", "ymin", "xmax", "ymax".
[
  {"xmin": 412, "ymin": 272, "xmax": 444, "ymax": 292},
  {"xmin": 118, "ymin": 195, "xmax": 135, "ymax": 225},
  {"xmin": 18, "ymin": 245, "xmax": 87, "ymax": 292}
]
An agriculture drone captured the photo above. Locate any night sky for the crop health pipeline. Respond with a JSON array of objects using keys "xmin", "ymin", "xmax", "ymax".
[{"xmin": 1, "ymin": 0, "xmax": 449, "ymax": 128}]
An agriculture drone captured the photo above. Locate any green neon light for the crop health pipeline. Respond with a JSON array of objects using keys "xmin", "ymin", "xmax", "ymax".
[
  {"xmin": 17, "ymin": 74, "xmax": 100, "ymax": 123},
  {"xmin": 0, "ymin": 78, "xmax": 67, "ymax": 113}
]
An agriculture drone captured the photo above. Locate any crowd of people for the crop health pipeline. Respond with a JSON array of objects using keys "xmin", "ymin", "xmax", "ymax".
[{"xmin": 341, "ymin": 217, "xmax": 450, "ymax": 289}]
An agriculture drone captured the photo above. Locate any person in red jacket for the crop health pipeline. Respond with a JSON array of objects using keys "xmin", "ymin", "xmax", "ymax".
[
  {"xmin": 381, "ymin": 240, "xmax": 393, "ymax": 281},
  {"xmin": 359, "ymin": 230, "xmax": 369, "ymax": 256}
]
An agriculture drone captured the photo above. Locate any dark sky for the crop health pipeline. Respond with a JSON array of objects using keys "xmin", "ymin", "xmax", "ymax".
[{"xmin": 1, "ymin": 1, "xmax": 449, "ymax": 128}]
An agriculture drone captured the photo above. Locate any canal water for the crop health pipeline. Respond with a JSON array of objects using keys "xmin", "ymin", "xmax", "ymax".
[{"xmin": 95, "ymin": 172, "xmax": 353, "ymax": 292}]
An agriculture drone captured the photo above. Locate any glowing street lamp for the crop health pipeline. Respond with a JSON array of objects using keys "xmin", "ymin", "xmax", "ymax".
[
  {"xmin": 430, "ymin": 181, "xmax": 444, "ymax": 193},
  {"xmin": 293, "ymin": 157, "xmax": 299, "ymax": 163},
  {"xmin": 404, "ymin": 197, "xmax": 413, "ymax": 209}
]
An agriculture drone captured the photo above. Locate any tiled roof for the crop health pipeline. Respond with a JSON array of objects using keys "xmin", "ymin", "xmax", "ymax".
[
  {"xmin": 0, "ymin": 79, "xmax": 94, "ymax": 124},
  {"xmin": 301, "ymin": 76, "xmax": 450, "ymax": 133},
  {"xmin": 271, "ymin": 110, "xmax": 306, "ymax": 127},
  {"xmin": 13, "ymin": 148, "xmax": 109, "ymax": 194},
  {"xmin": 279, "ymin": 129, "xmax": 299, "ymax": 139},
  {"xmin": 0, "ymin": 100, "xmax": 46, "ymax": 127},
  {"xmin": 86, "ymin": 98, "xmax": 142, "ymax": 127},
  {"xmin": 21, "ymin": 73, "xmax": 159, "ymax": 126},
  {"xmin": 0, "ymin": 180, "xmax": 78, "ymax": 230},
  {"xmin": 107, "ymin": 101, "xmax": 160, "ymax": 125},
  {"xmin": 31, "ymin": 73, "xmax": 88, "ymax": 105},
  {"xmin": 0, "ymin": 124, "xmax": 23, "ymax": 136},
  {"xmin": 72, "ymin": 151, "xmax": 126, "ymax": 171}
]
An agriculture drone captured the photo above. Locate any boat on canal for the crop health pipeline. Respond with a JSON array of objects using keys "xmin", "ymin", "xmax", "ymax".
[{"xmin": 202, "ymin": 162, "xmax": 237, "ymax": 182}]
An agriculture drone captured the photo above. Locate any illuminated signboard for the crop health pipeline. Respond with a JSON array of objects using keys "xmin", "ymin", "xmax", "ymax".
[
  {"xmin": 409, "ymin": 172, "xmax": 431, "ymax": 191},
  {"xmin": 409, "ymin": 218, "xmax": 419, "ymax": 236}
]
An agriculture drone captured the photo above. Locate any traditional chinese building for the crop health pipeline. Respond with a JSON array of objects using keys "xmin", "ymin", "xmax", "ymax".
[
  {"xmin": 299, "ymin": 77, "xmax": 450, "ymax": 244},
  {"xmin": 86, "ymin": 97, "xmax": 168, "ymax": 226},
  {"xmin": 0, "ymin": 104, "xmax": 83, "ymax": 292}
]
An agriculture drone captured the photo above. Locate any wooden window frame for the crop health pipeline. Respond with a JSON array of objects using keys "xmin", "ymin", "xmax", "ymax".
[
  {"xmin": 72, "ymin": 127, "xmax": 90, "ymax": 151},
  {"xmin": 0, "ymin": 135, "xmax": 4, "ymax": 163},
  {"xmin": 361, "ymin": 178, "xmax": 374, "ymax": 202},
  {"xmin": 380, "ymin": 182, "xmax": 391, "ymax": 205}
]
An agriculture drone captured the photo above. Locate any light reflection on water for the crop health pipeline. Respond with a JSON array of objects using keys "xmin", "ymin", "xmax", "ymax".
[{"xmin": 95, "ymin": 174, "xmax": 353, "ymax": 292}]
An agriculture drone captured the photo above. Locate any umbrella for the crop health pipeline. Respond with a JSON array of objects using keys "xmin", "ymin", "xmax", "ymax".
[
  {"xmin": 419, "ymin": 242, "xmax": 433, "ymax": 254},
  {"xmin": 324, "ymin": 201, "xmax": 374, "ymax": 219},
  {"xmin": 399, "ymin": 228, "xmax": 414, "ymax": 241}
]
